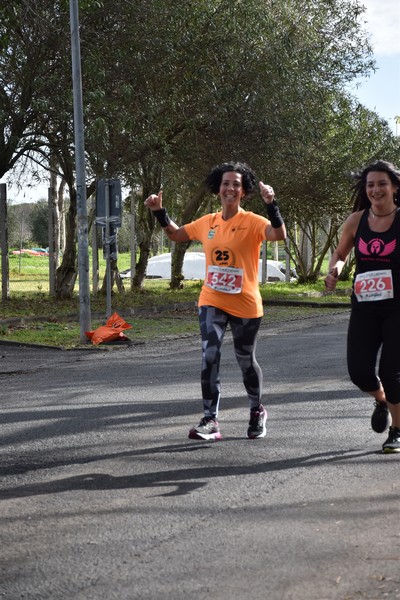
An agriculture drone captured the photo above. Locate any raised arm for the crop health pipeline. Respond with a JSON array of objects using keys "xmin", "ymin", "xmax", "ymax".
[
  {"xmin": 259, "ymin": 182, "xmax": 287, "ymax": 241},
  {"xmin": 144, "ymin": 191, "xmax": 190, "ymax": 243}
]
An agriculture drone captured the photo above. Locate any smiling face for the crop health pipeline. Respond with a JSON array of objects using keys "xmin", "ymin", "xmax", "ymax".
[
  {"xmin": 218, "ymin": 171, "xmax": 245, "ymax": 211},
  {"xmin": 366, "ymin": 171, "xmax": 397, "ymax": 210}
]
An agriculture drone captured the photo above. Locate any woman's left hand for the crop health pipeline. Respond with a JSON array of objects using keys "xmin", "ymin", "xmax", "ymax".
[
  {"xmin": 144, "ymin": 190, "xmax": 163, "ymax": 211},
  {"xmin": 259, "ymin": 181, "xmax": 275, "ymax": 204}
]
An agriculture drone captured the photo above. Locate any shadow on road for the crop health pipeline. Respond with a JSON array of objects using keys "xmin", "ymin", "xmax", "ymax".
[{"xmin": 0, "ymin": 446, "xmax": 381, "ymax": 500}]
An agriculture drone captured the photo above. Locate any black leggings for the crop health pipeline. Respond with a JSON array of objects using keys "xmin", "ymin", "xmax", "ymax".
[
  {"xmin": 198, "ymin": 305, "xmax": 263, "ymax": 418},
  {"xmin": 347, "ymin": 303, "xmax": 400, "ymax": 405}
]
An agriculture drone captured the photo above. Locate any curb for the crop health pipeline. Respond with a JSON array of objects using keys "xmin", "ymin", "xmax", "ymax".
[
  {"xmin": 266, "ymin": 299, "xmax": 350, "ymax": 309},
  {"xmin": 0, "ymin": 300, "xmax": 350, "ymax": 351},
  {"xmin": 0, "ymin": 299, "xmax": 349, "ymax": 328},
  {"xmin": 0, "ymin": 301, "xmax": 199, "ymax": 327}
]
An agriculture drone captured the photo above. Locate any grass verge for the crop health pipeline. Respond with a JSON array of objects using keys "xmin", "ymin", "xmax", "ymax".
[{"xmin": 0, "ymin": 279, "xmax": 351, "ymax": 348}]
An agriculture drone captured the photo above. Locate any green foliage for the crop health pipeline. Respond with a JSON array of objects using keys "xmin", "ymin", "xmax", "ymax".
[
  {"xmin": 30, "ymin": 200, "xmax": 49, "ymax": 247},
  {"xmin": 2, "ymin": 0, "xmax": 397, "ymax": 292},
  {"xmin": 7, "ymin": 203, "xmax": 36, "ymax": 247}
]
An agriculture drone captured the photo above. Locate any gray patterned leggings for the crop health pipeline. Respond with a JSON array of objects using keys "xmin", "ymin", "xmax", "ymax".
[{"xmin": 199, "ymin": 305, "xmax": 263, "ymax": 418}]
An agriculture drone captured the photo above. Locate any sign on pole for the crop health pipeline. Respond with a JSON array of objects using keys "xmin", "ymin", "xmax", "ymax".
[{"xmin": 95, "ymin": 179, "xmax": 122, "ymax": 317}]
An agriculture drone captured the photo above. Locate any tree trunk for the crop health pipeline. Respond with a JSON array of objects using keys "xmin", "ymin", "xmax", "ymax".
[
  {"xmin": 100, "ymin": 258, "xmax": 125, "ymax": 294},
  {"xmin": 169, "ymin": 183, "xmax": 207, "ymax": 290},
  {"xmin": 132, "ymin": 162, "xmax": 163, "ymax": 289},
  {"xmin": 54, "ymin": 180, "xmax": 95, "ymax": 299},
  {"xmin": 133, "ymin": 201, "xmax": 154, "ymax": 288},
  {"xmin": 55, "ymin": 186, "xmax": 78, "ymax": 299},
  {"xmin": 58, "ymin": 177, "xmax": 67, "ymax": 254},
  {"xmin": 171, "ymin": 241, "xmax": 190, "ymax": 289}
]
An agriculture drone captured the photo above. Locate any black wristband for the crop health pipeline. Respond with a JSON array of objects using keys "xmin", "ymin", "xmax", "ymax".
[
  {"xmin": 265, "ymin": 200, "xmax": 284, "ymax": 228},
  {"xmin": 153, "ymin": 208, "xmax": 171, "ymax": 228}
]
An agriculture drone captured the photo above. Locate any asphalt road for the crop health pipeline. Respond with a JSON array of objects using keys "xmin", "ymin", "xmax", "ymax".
[{"xmin": 1, "ymin": 310, "xmax": 400, "ymax": 600}]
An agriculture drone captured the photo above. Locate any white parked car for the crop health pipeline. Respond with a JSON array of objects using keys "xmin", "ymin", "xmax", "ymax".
[
  {"xmin": 120, "ymin": 252, "xmax": 296, "ymax": 282},
  {"xmin": 262, "ymin": 259, "xmax": 298, "ymax": 282}
]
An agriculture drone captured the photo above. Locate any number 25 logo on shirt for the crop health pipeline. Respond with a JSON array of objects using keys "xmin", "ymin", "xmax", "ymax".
[{"xmin": 211, "ymin": 247, "xmax": 236, "ymax": 267}]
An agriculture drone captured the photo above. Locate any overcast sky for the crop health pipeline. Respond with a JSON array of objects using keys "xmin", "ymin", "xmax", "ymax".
[
  {"xmin": 362, "ymin": 0, "xmax": 400, "ymax": 55},
  {"xmin": 351, "ymin": 0, "xmax": 400, "ymax": 132}
]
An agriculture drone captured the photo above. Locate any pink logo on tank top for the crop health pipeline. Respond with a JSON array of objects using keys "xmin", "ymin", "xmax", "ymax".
[{"xmin": 358, "ymin": 237, "xmax": 396, "ymax": 257}]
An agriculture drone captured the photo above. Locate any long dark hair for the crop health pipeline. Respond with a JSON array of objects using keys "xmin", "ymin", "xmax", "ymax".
[
  {"xmin": 351, "ymin": 160, "xmax": 400, "ymax": 212},
  {"xmin": 205, "ymin": 161, "xmax": 258, "ymax": 198}
]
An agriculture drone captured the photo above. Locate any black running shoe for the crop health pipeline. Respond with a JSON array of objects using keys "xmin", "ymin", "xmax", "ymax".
[
  {"xmin": 382, "ymin": 426, "xmax": 400, "ymax": 453},
  {"xmin": 188, "ymin": 417, "xmax": 222, "ymax": 441},
  {"xmin": 371, "ymin": 400, "xmax": 390, "ymax": 433},
  {"xmin": 247, "ymin": 404, "xmax": 267, "ymax": 439}
]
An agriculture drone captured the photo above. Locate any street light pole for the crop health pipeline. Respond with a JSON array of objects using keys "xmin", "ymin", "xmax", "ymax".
[{"xmin": 69, "ymin": 0, "xmax": 91, "ymax": 341}]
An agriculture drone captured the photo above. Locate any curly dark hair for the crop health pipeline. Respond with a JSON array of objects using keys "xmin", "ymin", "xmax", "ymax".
[
  {"xmin": 205, "ymin": 161, "xmax": 258, "ymax": 197},
  {"xmin": 351, "ymin": 160, "xmax": 400, "ymax": 212}
]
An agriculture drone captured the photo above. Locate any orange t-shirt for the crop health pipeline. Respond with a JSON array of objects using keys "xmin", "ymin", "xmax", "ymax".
[{"xmin": 184, "ymin": 208, "xmax": 269, "ymax": 318}]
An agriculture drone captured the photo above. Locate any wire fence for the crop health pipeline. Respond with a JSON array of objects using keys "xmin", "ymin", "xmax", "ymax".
[
  {"xmin": 2, "ymin": 246, "xmax": 292, "ymax": 303},
  {"xmin": 1, "ymin": 182, "xmax": 294, "ymax": 302},
  {"xmin": 1, "ymin": 250, "xmax": 135, "ymax": 299},
  {"xmin": 7, "ymin": 250, "xmax": 51, "ymax": 295}
]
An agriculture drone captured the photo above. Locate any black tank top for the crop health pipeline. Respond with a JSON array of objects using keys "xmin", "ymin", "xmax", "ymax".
[{"xmin": 353, "ymin": 208, "xmax": 400, "ymax": 303}]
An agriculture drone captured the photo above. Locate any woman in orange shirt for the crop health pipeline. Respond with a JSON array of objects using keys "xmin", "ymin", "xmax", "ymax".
[{"xmin": 145, "ymin": 162, "xmax": 286, "ymax": 440}]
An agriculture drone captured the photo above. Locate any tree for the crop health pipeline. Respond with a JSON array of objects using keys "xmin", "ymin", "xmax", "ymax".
[
  {"xmin": 1, "ymin": 0, "xmax": 380, "ymax": 294},
  {"xmin": 0, "ymin": 0, "xmax": 71, "ymax": 179},
  {"xmin": 105, "ymin": 0, "xmax": 376, "ymax": 288},
  {"xmin": 0, "ymin": 1, "xmax": 79, "ymax": 296},
  {"xmin": 7, "ymin": 203, "xmax": 35, "ymax": 249},
  {"xmin": 276, "ymin": 94, "xmax": 400, "ymax": 282},
  {"xmin": 31, "ymin": 200, "xmax": 48, "ymax": 248}
]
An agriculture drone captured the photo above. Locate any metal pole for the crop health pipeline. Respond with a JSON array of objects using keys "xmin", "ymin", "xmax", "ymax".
[
  {"xmin": 285, "ymin": 238, "xmax": 291, "ymax": 282},
  {"xmin": 261, "ymin": 240, "xmax": 267, "ymax": 284},
  {"xmin": 130, "ymin": 190, "xmax": 136, "ymax": 289},
  {"xmin": 18, "ymin": 211, "xmax": 23, "ymax": 273},
  {"xmin": 92, "ymin": 195, "xmax": 98, "ymax": 294},
  {"xmin": 0, "ymin": 184, "xmax": 9, "ymax": 301},
  {"xmin": 69, "ymin": 0, "xmax": 91, "ymax": 341},
  {"xmin": 48, "ymin": 186, "xmax": 55, "ymax": 296},
  {"xmin": 105, "ymin": 182, "xmax": 112, "ymax": 318}
]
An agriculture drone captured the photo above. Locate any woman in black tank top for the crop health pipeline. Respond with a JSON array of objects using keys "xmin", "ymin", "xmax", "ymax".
[{"xmin": 325, "ymin": 160, "xmax": 400, "ymax": 454}]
